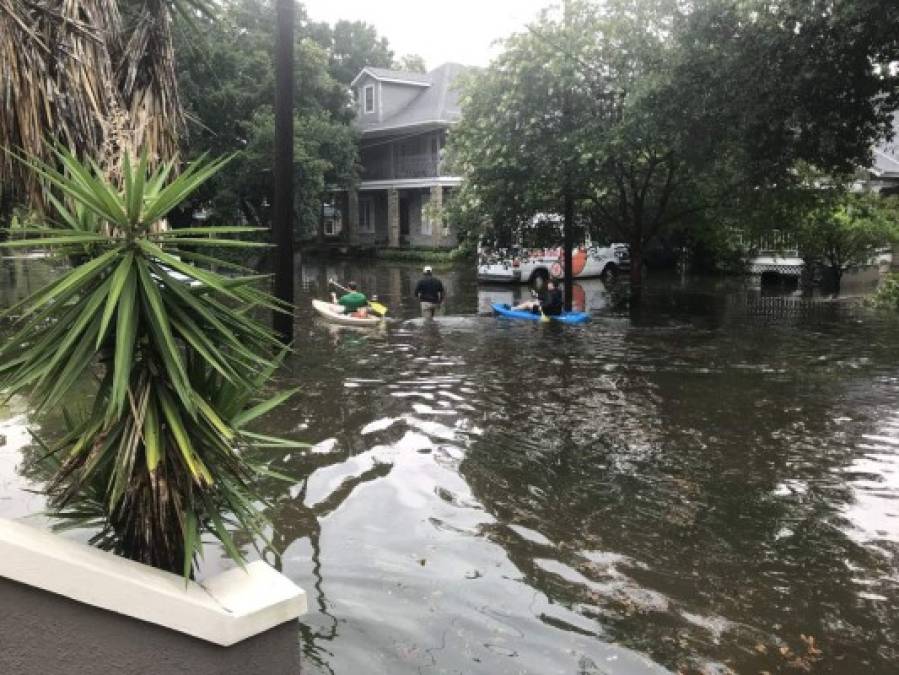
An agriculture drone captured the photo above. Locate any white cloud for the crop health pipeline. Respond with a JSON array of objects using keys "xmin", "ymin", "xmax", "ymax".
[{"xmin": 301, "ymin": 0, "xmax": 555, "ymax": 68}]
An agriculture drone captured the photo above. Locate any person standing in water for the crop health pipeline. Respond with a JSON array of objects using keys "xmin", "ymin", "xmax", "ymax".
[{"xmin": 414, "ymin": 266, "xmax": 445, "ymax": 319}]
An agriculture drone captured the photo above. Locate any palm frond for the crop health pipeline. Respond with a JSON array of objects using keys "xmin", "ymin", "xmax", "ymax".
[
  {"xmin": 0, "ymin": 0, "xmax": 194, "ymax": 202},
  {"xmin": 1, "ymin": 151, "xmax": 298, "ymax": 577}
]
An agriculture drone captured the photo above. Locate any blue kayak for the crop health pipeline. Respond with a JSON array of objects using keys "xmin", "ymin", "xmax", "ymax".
[{"xmin": 491, "ymin": 303, "xmax": 590, "ymax": 324}]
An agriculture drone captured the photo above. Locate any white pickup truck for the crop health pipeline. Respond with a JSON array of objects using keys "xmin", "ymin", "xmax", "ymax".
[{"xmin": 477, "ymin": 244, "xmax": 629, "ymax": 284}]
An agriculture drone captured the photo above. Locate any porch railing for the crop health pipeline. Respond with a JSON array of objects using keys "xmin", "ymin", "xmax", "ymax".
[{"xmin": 360, "ymin": 157, "xmax": 441, "ymax": 181}]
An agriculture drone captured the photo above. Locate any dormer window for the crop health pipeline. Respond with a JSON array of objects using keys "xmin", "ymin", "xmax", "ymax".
[{"xmin": 363, "ymin": 84, "xmax": 374, "ymax": 114}]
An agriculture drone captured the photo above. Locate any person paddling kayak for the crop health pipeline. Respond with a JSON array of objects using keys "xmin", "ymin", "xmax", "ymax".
[
  {"xmin": 513, "ymin": 279, "xmax": 563, "ymax": 316},
  {"xmin": 331, "ymin": 281, "xmax": 369, "ymax": 317}
]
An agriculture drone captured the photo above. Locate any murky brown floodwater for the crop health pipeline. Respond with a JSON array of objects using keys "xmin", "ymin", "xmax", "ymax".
[{"xmin": 2, "ymin": 255, "xmax": 899, "ymax": 674}]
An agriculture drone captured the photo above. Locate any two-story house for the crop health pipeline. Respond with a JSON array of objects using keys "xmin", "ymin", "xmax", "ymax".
[{"xmin": 322, "ymin": 63, "xmax": 470, "ymax": 250}]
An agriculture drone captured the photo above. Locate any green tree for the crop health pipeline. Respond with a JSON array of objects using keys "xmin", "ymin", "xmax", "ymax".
[
  {"xmin": 306, "ymin": 18, "xmax": 394, "ymax": 85},
  {"xmin": 797, "ymin": 187, "xmax": 899, "ymax": 294},
  {"xmin": 394, "ymin": 53, "xmax": 427, "ymax": 73},
  {"xmin": 451, "ymin": 0, "xmax": 899, "ymax": 291},
  {"xmin": 173, "ymin": 0, "xmax": 358, "ymax": 238},
  {"xmin": 450, "ymin": 0, "xmax": 705, "ymax": 291},
  {"xmin": 871, "ymin": 272, "xmax": 899, "ymax": 310},
  {"xmin": 674, "ymin": 0, "xmax": 899, "ymax": 178}
]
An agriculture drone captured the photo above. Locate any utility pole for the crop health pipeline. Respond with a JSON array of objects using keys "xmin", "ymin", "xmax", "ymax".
[
  {"xmin": 562, "ymin": 0, "xmax": 574, "ymax": 311},
  {"xmin": 273, "ymin": 0, "xmax": 295, "ymax": 343}
]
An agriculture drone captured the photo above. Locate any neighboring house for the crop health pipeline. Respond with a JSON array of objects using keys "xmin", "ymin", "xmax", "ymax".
[
  {"xmin": 862, "ymin": 113, "xmax": 899, "ymax": 266},
  {"xmin": 322, "ymin": 63, "xmax": 471, "ymax": 249},
  {"xmin": 868, "ymin": 112, "xmax": 899, "ymax": 195}
]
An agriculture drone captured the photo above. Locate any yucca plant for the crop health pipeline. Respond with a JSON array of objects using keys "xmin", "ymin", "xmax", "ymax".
[{"xmin": 0, "ymin": 147, "xmax": 300, "ymax": 577}]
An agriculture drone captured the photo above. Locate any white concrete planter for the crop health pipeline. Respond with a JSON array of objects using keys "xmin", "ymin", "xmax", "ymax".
[{"xmin": 0, "ymin": 518, "xmax": 306, "ymax": 674}]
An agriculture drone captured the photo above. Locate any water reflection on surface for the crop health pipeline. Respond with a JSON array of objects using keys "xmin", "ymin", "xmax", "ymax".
[{"xmin": 3, "ymin": 255, "xmax": 899, "ymax": 674}]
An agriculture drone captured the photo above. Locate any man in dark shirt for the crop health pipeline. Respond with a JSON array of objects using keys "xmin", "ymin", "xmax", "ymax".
[
  {"xmin": 414, "ymin": 266, "xmax": 445, "ymax": 319},
  {"xmin": 513, "ymin": 279, "xmax": 564, "ymax": 316},
  {"xmin": 541, "ymin": 280, "xmax": 564, "ymax": 316}
]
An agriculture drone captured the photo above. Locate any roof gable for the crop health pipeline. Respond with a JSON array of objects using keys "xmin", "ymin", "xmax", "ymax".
[
  {"xmin": 353, "ymin": 62, "xmax": 474, "ymax": 135},
  {"xmin": 350, "ymin": 67, "xmax": 431, "ymax": 88}
]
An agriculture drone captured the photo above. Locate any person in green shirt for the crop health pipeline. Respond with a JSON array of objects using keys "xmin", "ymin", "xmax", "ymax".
[{"xmin": 331, "ymin": 281, "xmax": 369, "ymax": 315}]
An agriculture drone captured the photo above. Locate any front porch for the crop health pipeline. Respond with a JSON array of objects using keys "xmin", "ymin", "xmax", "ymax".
[{"xmin": 321, "ymin": 179, "xmax": 461, "ymax": 250}]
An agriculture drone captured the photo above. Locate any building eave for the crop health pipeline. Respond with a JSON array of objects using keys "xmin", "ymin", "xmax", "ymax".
[
  {"xmin": 356, "ymin": 176, "xmax": 463, "ymax": 190},
  {"xmin": 350, "ymin": 68, "xmax": 432, "ymax": 88},
  {"xmin": 357, "ymin": 119, "xmax": 457, "ymax": 138}
]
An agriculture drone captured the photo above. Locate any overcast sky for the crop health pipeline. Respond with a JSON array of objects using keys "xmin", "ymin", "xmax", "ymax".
[{"xmin": 301, "ymin": 0, "xmax": 556, "ymax": 68}]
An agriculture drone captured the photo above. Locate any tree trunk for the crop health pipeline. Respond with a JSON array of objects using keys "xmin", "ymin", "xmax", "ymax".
[
  {"xmin": 832, "ymin": 266, "xmax": 843, "ymax": 296},
  {"xmin": 0, "ymin": 185, "xmax": 12, "ymax": 242},
  {"xmin": 629, "ymin": 238, "xmax": 643, "ymax": 300}
]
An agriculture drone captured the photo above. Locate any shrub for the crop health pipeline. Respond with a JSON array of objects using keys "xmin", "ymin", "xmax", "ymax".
[
  {"xmin": 871, "ymin": 273, "xmax": 899, "ymax": 311},
  {"xmin": 0, "ymin": 148, "xmax": 301, "ymax": 576}
]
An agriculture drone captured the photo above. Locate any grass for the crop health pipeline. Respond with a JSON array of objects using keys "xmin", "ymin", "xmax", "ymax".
[{"xmin": 374, "ymin": 246, "xmax": 473, "ymax": 263}]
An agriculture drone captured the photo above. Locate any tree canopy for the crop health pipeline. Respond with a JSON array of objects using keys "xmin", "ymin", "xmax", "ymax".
[
  {"xmin": 306, "ymin": 17, "xmax": 394, "ymax": 85},
  {"xmin": 2, "ymin": 0, "xmax": 402, "ymax": 240},
  {"xmin": 449, "ymin": 0, "xmax": 899, "ymax": 287},
  {"xmin": 796, "ymin": 182, "xmax": 899, "ymax": 293},
  {"xmin": 449, "ymin": 0, "xmax": 712, "ymax": 286},
  {"xmin": 394, "ymin": 53, "xmax": 427, "ymax": 73},
  {"xmin": 173, "ymin": 0, "xmax": 395, "ymax": 237}
]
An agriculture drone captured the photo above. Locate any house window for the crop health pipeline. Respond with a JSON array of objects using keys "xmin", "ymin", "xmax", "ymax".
[
  {"xmin": 364, "ymin": 84, "xmax": 374, "ymax": 114},
  {"xmin": 358, "ymin": 198, "xmax": 374, "ymax": 233},
  {"xmin": 323, "ymin": 201, "xmax": 342, "ymax": 236}
]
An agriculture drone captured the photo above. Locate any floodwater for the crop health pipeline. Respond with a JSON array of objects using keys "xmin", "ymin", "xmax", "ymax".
[{"xmin": 2, "ymin": 256, "xmax": 899, "ymax": 674}]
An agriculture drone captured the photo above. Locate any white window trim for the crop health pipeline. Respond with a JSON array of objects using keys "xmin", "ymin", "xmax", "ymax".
[{"xmin": 363, "ymin": 84, "xmax": 375, "ymax": 114}]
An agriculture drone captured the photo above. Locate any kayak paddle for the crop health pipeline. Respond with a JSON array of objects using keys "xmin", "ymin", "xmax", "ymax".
[
  {"xmin": 328, "ymin": 279, "xmax": 388, "ymax": 316},
  {"xmin": 530, "ymin": 289, "xmax": 551, "ymax": 323}
]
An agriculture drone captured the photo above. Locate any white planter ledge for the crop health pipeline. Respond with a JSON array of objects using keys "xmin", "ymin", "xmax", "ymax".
[{"xmin": 0, "ymin": 517, "xmax": 306, "ymax": 646}]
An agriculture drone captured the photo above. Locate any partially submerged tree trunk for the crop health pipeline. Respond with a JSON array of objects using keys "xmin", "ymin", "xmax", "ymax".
[
  {"xmin": 629, "ymin": 239, "xmax": 643, "ymax": 299},
  {"xmin": 823, "ymin": 264, "xmax": 844, "ymax": 295}
]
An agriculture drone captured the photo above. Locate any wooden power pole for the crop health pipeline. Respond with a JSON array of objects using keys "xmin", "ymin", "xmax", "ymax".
[{"xmin": 273, "ymin": 0, "xmax": 295, "ymax": 342}]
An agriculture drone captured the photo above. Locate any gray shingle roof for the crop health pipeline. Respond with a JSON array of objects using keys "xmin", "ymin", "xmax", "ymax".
[{"xmin": 355, "ymin": 63, "xmax": 474, "ymax": 135}]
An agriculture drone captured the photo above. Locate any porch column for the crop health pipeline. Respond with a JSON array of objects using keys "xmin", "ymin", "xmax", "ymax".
[
  {"xmin": 429, "ymin": 185, "xmax": 443, "ymax": 247},
  {"xmin": 387, "ymin": 188, "xmax": 400, "ymax": 248},
  {"xmin": 347, "ymin": 189, "xmax": 359, "ymax": 245}
]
